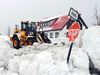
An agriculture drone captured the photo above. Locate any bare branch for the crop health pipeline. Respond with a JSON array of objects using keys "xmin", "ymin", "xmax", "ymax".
[{"xmin": 93, "ymin": 6, "xmax": 100, "ymax": 26}]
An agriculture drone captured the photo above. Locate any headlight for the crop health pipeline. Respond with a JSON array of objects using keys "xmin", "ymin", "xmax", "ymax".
[{"xmin": 29, "ymin": 32, "xmax": 34, "ymax": 36}]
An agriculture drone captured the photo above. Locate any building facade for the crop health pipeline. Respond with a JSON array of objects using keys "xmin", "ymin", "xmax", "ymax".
[{"xmin": 37, "ymin": 15, "xmax": 70, "ymax": 39}]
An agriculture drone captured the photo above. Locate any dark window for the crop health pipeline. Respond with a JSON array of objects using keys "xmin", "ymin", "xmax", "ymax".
[
  {"xmin": 42, "ymin": 21, "xmax": 50, "ymax": 27},
  {"xmin": 42, "ymin": 23, "xmax": 44, "ymax": 27},
  {"xmin": 40, "ymin": 23, "xmax": 42, "ymax": 29},
  {"xmin": 45, "ymin": 33, "xmax": 48, "ymax": 37},
  {"xmin": 44, "ymin": 23, "xmax": 46, "ymax": 27},
  {"xmin": 22, "ymin": 24, "xmax": 26, "ymax": 31},
  {"xmin": 46, "ymin": 22, "xmax": 49, "ymax": 26},
  {"xmin": 31, "ymin": 23, "xmax": 36, "ymax": 31},
  {"xmin": 50, "ymin": 33, "xmax": 53, "ymax": 38},
  {"xmin": 55, "ymin": 32, "xmax": 59, "ymax": 38},
  {"xmin": 66, "ymin": 32, "xmax": 68, "ymax": 38}
]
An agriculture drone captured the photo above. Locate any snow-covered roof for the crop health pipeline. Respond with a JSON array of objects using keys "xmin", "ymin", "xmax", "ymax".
[
  {"xmin": 51, "ymin": 15, "xmax": 70, "ymax": 30},
  {"xmin": 39, "ymin": 14, "xmax": 70, "ymax": 31}
]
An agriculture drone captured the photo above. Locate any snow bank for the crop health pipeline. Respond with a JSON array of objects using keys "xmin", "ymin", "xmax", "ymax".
[
  {"xmin": 73, "ymin": 26, "xmax": 100, "ymax": 73},
  {"xmin": 73, "ymin": 49, "xmax": 89, "ymax": 70},
  {"xmin": 82, "ymin": 26, "xmax": 100, "ymax": 70},
  {"xmin": 0, "ymin": 35, "xmax": 11, "ymax": 48},
  {"xmin": 2, "ymin": 28, "xmax": 100, "ymax": 75},
  {"xmin": 50, "ymin": 37, "xmax": 70, "ymax": 46},
  {"xmin": 8, "ymin": 59, "xmax": 19, "ymax": 73},
  {"xmin": 19, "ymin": 51, "xmax": 69, "ymax": 75}
]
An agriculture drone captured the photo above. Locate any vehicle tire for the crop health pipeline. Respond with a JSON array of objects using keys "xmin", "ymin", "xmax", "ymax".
[
  {"xmin": 12, "ymin": 35, "xmax": 20, "ymax": 49},
  {"xmin": 26, "ymin": 38, "xmax": 34, "ymax": 45}
]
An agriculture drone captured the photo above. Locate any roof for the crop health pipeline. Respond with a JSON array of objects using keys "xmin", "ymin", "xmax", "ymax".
[
  {"xmin": 51, "ymin": 15, "xmax": 70, "ymax": 30},
  {"xmin": 39, "ymin": 15, "xmax": 70, "ymax": 31}
]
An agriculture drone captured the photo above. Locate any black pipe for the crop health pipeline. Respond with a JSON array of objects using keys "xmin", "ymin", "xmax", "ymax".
[{"xmin": 78, "ymin": 15, "xmax": 88, "ymax": 29}]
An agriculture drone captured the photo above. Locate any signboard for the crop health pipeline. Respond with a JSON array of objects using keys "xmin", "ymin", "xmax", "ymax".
[
  {"xmin": 67, "ymin": 22, "xmax": 80, "ymax": 63},
  {"xmin": 68, "ymin": 8, "xmax": 79, "ymax": 21},
  {"xmin": 68, "ymin": 22, "xmax": 80, "ymax": 42}
]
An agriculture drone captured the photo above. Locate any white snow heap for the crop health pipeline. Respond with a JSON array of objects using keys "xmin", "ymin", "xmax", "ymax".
[
  {"xmin": 0, "ymin": 35, "xmax": 10, "ymax": 48},
  {"xmin": 73, "ymin": 49, "xmax": 89, "ymax": 70},
  {"xmin": 1, "ymin": 26, "xmax": 100, "ymax": 75},
  {"xmin": 82, "ymin": 26, "xmax": 100, "ymax": 70},
  {"xmin": 8, "ymin": 59, "xmax": 19, "ymax": 73},
  {"xmin": 18, "ymin": 51, "xmax": 69, "ymax": 75},
  {"xmin": 73, "ymin": 26, "xmax": 100, "ymax": 72}
]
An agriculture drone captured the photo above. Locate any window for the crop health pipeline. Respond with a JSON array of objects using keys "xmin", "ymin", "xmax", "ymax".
[
  {"xmin": 66, "ymin": 32, "xmax": 68, "ymax": 38},
  {"xmin": 40, "ymin": 23, "xmax": 43, "ymax": 28},
  {"xmin": 42, "ymin": 23, "xmax": 45, "ymax": 27},
  {"xmin": 46, "ymin": 22, "xmax": 49, "ymax": 27},
  {"xmin": 44, "ymin": 23, "xmax": 46, "ymax": 27},
  {"xmin": 50, "ymin": 32, "xmax": 53, "ymax": 38},
  {"xmin": 42, "ymin": 21, "xmax": 50, "ymax": 27},
  {"xmin": 47, "ymin": 22, "xmax": 50, "ymax": 26},
  {"xmin": 45, "ymin": 33, "xmax": 48, "ymax": 37},
  {"xmin": 55, "ymin": 32, "xmax": 59, "ymax": 38}
]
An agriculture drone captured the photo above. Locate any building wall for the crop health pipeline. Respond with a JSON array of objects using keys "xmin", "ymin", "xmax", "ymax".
[
  {"xmin": 45, "ymin": 30, "xmax": 61, "ymax": 39},
  {"xmin": 59, "ymin": 24, "xmax": 67, "ymax": 38},
  {"xmin": 44, "ymin": 25, "xmax": 68, "ymax": 39}
]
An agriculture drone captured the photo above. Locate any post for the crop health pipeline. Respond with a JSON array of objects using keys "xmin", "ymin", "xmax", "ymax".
[{"xmin": 67, "ymin": 42, "xmax": 73, "ymax": 63}]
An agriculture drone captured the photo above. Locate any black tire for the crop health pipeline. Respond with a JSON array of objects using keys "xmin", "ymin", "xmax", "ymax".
[
  {"xmin": 12, "ymin": 34, "xmax": 20, "ymax": 49},
  {"xmin": 26, "ymin": 38, "xmax": 34, "ymax": 45}
]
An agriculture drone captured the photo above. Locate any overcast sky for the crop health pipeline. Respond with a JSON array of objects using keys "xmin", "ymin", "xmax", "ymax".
[{"xmin": 0, "ymin": 0, "xmax": 100, "ymax": 34}]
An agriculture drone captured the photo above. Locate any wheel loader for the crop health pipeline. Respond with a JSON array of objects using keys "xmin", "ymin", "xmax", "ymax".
[{"xmin": 10, "ymin": 21, "xmax": 51, "ymax": 49}]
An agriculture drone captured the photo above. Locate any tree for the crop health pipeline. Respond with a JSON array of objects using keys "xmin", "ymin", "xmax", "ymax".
[
  {"xmin": 93, "ymin": 6, "xmax": 100, "ymax": 26},
  {"xmin": 8, "ymin": 26, "xmax": 10, "ymax": 36}
]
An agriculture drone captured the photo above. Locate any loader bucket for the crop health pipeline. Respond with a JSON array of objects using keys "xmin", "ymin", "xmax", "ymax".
[
  {"xmin": 40, "ymin": 32, "xmax": 51, "ymax": 44},
  {"xmin": 36, "ymin": 32, "xmax": 51, "ymax": 44}
]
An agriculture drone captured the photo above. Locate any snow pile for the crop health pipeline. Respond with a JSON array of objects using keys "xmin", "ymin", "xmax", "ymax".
[
  {"xmin": 0, "ymin": 35, "xmax": 70, "ymax": 75},
  {"xmin": 73, "ymin": 26, "xmax": 100, "ymax": 74},
  {"xmin": 0, "ymin": 35, "xmax": 87, "ymax": 75},
  {"xmin": 73, "ymin": 49, "xmax": 89, "ymax": 70},
  {"xmin": 8, "ymin": 51, "xmax": 69, "ymax": 75},
  {"xmin": 8, "ymin": 59, "xmax": 19, "ymax": 73},
  {"xmin": 0, "ymin": 35, "xmax": 10, "ymax": 48},
  {"xmin": 82, "ymin": 26, "xmax": 100, "ymax": 70},
  {"xmin": 50, "ymin": 37, "xmax": 70, "ymax": 45},
  {"xmin": 1, "ymin": 26, "xmax": 100, "ymax": 75}
]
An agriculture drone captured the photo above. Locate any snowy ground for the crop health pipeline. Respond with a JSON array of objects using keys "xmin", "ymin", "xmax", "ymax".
[{"xmin": 0, "ymin": 26, "xmax": 100, "ymax": 75}]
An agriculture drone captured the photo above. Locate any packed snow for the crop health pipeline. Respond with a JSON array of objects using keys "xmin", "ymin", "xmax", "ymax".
[
  {"xmin": 82, "ymin": 26, "xmax": 100, "ymax": 71},
  {"xmin": 0, "ymin": 26, "xmax": 100, "ymax": 75}
]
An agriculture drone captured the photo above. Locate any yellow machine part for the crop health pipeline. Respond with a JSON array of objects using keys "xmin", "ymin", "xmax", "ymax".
[
  {"xmin": 20, "ymin": 31, "xmax": 26, "ymax": 37},
  {"xmin": 14, "ymin": 29, "xmax": 21, "ymax": 33},
  {"xmin": 10, "ymin": 36, "xmax": 13, "ymax": 42},
  {"xmin": 20, "ymin": 31, "xmax": 27, "ymax": 45}
]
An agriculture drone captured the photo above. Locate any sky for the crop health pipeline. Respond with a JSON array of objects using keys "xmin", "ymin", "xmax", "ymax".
[{"xmin": 0, "ymin": 0, "xmax": 100, "ymax": 34}]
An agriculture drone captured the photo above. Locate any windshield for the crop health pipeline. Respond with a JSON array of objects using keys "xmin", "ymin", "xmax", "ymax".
[
  {"xmin": 30, "ymin": 22, "xmax": 36, "ymax": 31},
  {"xmin": 21, "ymin": 21, "xmax": 36, "ymax": 32}
]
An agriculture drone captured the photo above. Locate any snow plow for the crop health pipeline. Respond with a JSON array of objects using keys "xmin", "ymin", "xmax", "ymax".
[{"xmin": 10, "ymin": 21, "xmax": 51, "ymax": 49}]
